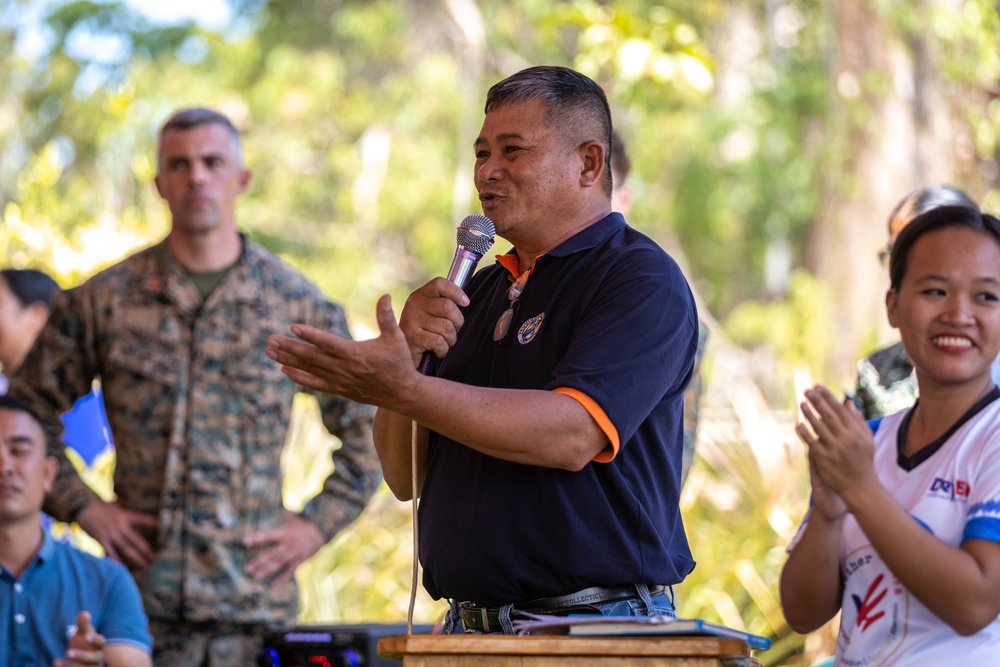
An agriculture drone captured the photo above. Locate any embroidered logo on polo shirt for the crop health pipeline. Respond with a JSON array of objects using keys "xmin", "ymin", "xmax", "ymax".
[{"xmin": 518, "ymin": 313, "xmax": 545, "ymax": 344}]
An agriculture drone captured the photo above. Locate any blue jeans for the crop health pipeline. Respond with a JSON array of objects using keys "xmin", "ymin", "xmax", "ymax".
[{"xmin": 442, "ymin": 584, "xmax": 676, "ymax": 635}]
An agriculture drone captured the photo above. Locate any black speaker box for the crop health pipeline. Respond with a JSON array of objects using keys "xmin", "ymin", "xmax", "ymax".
[{"xmin": 257, "ymin": 623, "xmax": 433, "ymax": 667}]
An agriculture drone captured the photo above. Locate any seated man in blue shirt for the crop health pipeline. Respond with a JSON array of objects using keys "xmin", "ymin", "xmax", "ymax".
[{"xmin": 0, "ymin": 395, "xmax": 152, "ymax": 666}]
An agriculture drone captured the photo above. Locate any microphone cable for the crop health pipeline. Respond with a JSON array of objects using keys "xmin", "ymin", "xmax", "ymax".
[
  {"xmin": 407, "ymin": 214, "xmax": 494, "ymax": 633},
  {"xmin": 408, "ymin": 420, "xmax": 419, "ymax": 634}
]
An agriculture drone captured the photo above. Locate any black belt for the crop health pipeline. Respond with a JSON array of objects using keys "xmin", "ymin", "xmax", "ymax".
[{"xmin": 457, "ymin": 584, "xmax": 667, "ymax": 633}]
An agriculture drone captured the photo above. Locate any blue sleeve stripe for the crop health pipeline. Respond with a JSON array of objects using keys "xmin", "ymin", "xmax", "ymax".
[
  {"xmin": 968, "ymin": 498, "xmax": 1000, "ymax": 516},
  {"xmin": 105, "ymin": 638, "xmax": 153, "ymax": 653},
  {"xmin": 963, "ymin": 516, "xmax": 1000, "ymax": 544}
]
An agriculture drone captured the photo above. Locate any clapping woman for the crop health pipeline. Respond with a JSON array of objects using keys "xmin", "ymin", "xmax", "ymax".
[{"xmin": 781, "ymin": 205, "xmax": 1000, "ymax": 664}]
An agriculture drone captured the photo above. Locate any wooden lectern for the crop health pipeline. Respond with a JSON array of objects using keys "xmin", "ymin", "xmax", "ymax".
[{"xmin": 379, "ymin": 634, "xmax": 762, "ymax": 666}]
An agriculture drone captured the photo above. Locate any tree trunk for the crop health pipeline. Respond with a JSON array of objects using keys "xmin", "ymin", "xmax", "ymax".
[{"xmin": 808, "ymin": 0, "xmax": 958, "ymax": 386}]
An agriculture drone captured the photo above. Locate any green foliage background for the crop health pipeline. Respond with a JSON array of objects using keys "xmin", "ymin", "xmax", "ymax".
[{"xmin": 4, "ymin": 1, "xmax": 1000, "ymax": 665}]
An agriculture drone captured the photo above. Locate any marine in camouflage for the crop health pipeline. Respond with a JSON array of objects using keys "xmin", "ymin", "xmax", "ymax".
[{"xmin": 10, "ymin": 236, "xmax": 380, "ymax": 624}]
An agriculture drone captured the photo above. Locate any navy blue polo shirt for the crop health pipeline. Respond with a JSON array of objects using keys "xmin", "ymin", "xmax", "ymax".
[
  {"xmin": 1, "ymin": 530, "xmax": 152, "ymax": 666},
  {"xmin": 419, "ymin": 212, "xmax": 698, "ymax": 605}
]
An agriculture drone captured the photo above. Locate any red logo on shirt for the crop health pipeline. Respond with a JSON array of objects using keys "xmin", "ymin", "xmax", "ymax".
[
  {"xmin": 852, "ymin": 574, "xmax": 887, "ymax": 632},
  {"xmin": 929, "ymin": 477, "xmax": 971, "ymax": 500}
]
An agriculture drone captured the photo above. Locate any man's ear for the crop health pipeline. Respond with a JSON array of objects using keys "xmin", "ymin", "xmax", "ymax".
[
  {"xmin": 26, "ymin": 303, "xmax": 49, "ymax": 337},
  {"xmin": 154, "ymin": 173, "xmax": 165, "ymax": 199},
  {"xmin": 237, "ymin": 168, "xmax": 252, "ymax": 194},
  {"xmin": 886, "ymin": 289, "xmax": 899, "ymax": 329},
  {"xmin": 577, "ymin": 140, "xmax": 606, "ymax": 188},
  {"xmin": 43, "ymin": 456, "xmax": 58, "ymax": 493}
]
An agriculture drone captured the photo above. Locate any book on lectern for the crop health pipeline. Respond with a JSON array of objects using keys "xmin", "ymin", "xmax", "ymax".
[{"xmin": 510, "ymin": 612, "xmax": 771, "ymax": 650}]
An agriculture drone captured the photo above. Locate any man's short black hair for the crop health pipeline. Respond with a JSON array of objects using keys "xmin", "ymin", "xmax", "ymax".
[
  {"xmin": 485, "ymin": 66, "xmax": 614, "ymax": 196},
  {"xmin": 0, "ymin": 395, "xmax": 44, "ymax": 431},
  {"xmin": 0, "ymin": 269, "xmax": 59, "ymax": 309}
]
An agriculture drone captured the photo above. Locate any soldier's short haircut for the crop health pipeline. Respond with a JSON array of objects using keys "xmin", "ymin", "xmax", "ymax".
[
  {"xmin": 157, "ymin": 107, "xmax": 243, "ymax": 167},
  {"xmin": 485, "ymin": 66, "xmax": 614, "ymax": 197}
]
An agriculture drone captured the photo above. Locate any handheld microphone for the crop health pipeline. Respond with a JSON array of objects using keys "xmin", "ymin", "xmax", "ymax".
[{"xmin": 417, "ymin": 214, "xmax": 495, "ymax": 374}]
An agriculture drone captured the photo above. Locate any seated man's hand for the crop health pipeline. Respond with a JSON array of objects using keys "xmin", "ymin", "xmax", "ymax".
[
  {"xmin": 55, "ymin": 611, "xmax": 153, "ymax": 667},
  {"xmin": 54, "ymin": 610, "xmax": 105, "ymax": 667}
]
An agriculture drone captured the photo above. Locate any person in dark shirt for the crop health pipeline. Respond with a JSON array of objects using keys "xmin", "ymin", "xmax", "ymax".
[{"xmin": 266, "ymin": 66, "xmax": 699, "ymax": 634}]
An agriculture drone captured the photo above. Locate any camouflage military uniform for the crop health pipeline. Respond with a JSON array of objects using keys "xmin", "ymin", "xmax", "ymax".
[
  {"xmin": 853, "ymin": 341, "xmax": 917, "ymax": 420},
  {"xmin": 11, "ymin": 237, "xmax": 379, "ymax": 632}
]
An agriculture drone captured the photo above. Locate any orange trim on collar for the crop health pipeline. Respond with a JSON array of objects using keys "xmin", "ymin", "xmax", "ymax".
[
  {"xmin": 495, "ymin": 253, "xmax": 546, "ymax": 279},
  {"xmin": 496, "ymin": 254, "xmax": 520, "ymax": 277},
  {"xmin": 552, "ymin": 387, "xmax": 620, "ymax": 463}
]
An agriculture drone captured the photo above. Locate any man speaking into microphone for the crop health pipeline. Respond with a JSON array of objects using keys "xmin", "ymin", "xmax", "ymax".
[{"xmin": 266, "ymin": 65, "xmax": 699, "ymax": 633}]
